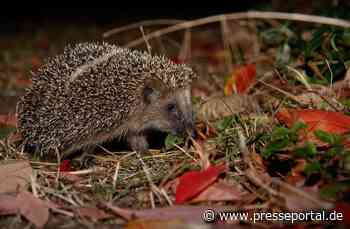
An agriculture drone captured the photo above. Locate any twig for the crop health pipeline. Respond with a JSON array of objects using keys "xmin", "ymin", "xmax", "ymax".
[
  {"xmin": 177, "ymin": 28, "xmax": 191, "ymax": 62},
  {"xmin": 140, "ymin": 26, "xmax": 152, "ymax": 54},
  {"xmin": 257, "ymin": 79, "xmax": 301, "ymax": 105},
  {"xmin": 149, "ymin": 191, "xmax": 155, "ymax": 208},
  {"xmin": 50, "ymin": 207, "xmax": 74, "ymax": 217},
  {"xmin": 102, "ymin": 19, "xmax": 185, "ymax": 38},
  {"xmin": 125, "ymin": 11, "xmax": 350, "ymax": 48},
  {"xmin": 30, "ymin": 171, "xmax": 38, "ymax": 197},
  {"xmin": 238, "ymin": 131, "xmax": 281, "ymax": 201},
  {"xmin": 325, "ymin": 58, "xmax": 333, "ymax": 88},
  {"xmin": 174, "ymin": 143, "xmax": 197, "ymax": 162},
  {"xmin": 112, "ymin": 162, "xmax": 120, "ymax": 189},
  {"xmin": 160, "ymin": 188, "xmax": 173, "ymax": 206}
]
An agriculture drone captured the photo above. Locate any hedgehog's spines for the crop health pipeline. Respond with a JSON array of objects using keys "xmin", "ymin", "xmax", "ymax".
[{"xmin": 17, "ymin": 42, "xmax": 196, "ymax": 155}]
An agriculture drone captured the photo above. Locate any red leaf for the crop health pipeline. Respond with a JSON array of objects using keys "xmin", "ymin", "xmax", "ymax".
[
  {"xmin": 175, "ymin": 163, "xmax": 228, "ymax": 204},
  {"xmin": 276, "ymin": 108, "xmax": 350, "ymax": 144},
  {"xmin": 224, "ymin": 64, "xmax": 256, "ymax": 95},
  {"xmin": 277, "ymin": 109, "xmax": 350, "ymax": 134},
  {"xmin": 59, "ymin": 160, "xmax": 71, "ymax": 172}
]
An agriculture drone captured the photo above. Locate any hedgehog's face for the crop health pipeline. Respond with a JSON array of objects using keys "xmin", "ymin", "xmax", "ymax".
[{"xmin": 140, "ymin": 79, "xmax": 195, "ymax": 137}]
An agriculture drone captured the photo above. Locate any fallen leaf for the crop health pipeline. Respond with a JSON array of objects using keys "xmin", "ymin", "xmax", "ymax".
[
  {"xmin": 17, "ymin": 191, "xmax": 49, "ymax": 228},
  {"xmin": 175, "ymin": 163, "xmax": 228, "ymax": 204},
  {"xmin": 277, "ymin": 108, "xmax": 350, "ymax": 134},
  {"xmin": 0, "ymin": 113, "xmax": 17, "ymax": 127},
  {"xmin": 0, "ymin": 160, "xmax": 32, "ymax": 193},
  {"xmin": 76, "ymin": 207, "xmax": 112, "ymax": 222},
  {"xmin": 191, "ymin": 180, "xmax": 242, "ymax": 202},
  {"xmin": 276, "ymin": 108, "xmax": 350, "ymax": 144},
  {"xmin": 0, "ymin": 192, "xmax": 60, "ymax": 227},
  {"xmin": 224, "ymin": 64, "xmax": 256, "ymax": 95},
  {"xmin": 197, "ymin": 94, "xmax": 260, "ymax": 121},
  {"xmin": 0, "ymin": 194, "xmax": 19, "ymax": 215}
]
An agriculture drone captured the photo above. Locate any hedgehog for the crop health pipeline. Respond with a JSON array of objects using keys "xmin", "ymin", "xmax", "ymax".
[{"xmin": 17, "ymin": 42, "xmax": 196, "ymax": 156}]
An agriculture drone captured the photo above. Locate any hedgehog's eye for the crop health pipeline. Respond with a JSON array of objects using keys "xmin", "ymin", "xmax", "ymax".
[{"xmin": 166, "ymin": 103, "xmax": 177, "ymax": 113}]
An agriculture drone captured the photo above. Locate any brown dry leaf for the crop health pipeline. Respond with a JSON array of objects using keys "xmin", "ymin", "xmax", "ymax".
[
  {"xmin": 0, "ymin": 194, "xmax": 19, "ymax": 215},
  {"xmin": 191, "ymin": 180, "xmax": 242, "ymax": 203},
  {"xmin": 76, "ymin": 207, "xmax": 113, "ymax": 222},
  {"xmin": 125, "ymin": 219, "xmax": 188, "ymax": 229},
  {"xmin": 17, "ymin": 191, "xmax": 50, "ymax": 228},
  {"xmin": 197, "ymin": 94, "xmax": 260, "ymax": 121},
  {"xmin": 294, "ymin": 85, "xmax": 344, "ymax": 110},
  {"xmin": 0, "ymin": 160, "xmax": 32, "ymax": 193}
]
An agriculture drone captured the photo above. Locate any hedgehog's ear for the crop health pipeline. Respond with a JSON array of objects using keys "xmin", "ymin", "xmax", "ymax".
[{"xmin": 143, "ymin": 78, "xmax": 166, "ymax": 104}]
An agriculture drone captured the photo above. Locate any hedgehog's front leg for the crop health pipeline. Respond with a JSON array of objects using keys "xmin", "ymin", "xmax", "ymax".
[{"xmin": 127, "ymin": 133, "xmax": 149, "ymax": 153}]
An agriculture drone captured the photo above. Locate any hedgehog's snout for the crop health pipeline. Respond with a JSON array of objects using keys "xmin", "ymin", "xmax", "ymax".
[
  {"xmin": 186, "ymin": 122, "xmax": 196, "ymax": 139},
  {"xmin": 174, "ymin": 115, "xmax": 195, "ymax": 138}
]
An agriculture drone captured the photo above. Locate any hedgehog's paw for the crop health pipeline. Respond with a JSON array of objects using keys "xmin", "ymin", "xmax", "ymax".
[{"xmin": 127, "ymin": 134, "xmax": 149, "ymax": 153}]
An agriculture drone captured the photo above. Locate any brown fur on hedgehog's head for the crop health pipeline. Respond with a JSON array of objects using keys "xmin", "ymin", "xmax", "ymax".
[{"xmin": 122, "ymin": 78, "xmax": 194, "ymax": 153}]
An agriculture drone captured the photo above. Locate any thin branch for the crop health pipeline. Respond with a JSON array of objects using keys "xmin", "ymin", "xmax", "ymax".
[
  {"xmin": 102, "ymin": 19, "xmax": 185, "ymax": 38},
  {"xmin": 125, "ymin": 11, "xmax": 350, "ymax": 48}
]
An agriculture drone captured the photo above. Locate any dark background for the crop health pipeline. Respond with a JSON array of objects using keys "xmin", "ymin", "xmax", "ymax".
[{"xmin": 3, "ymin": 2, "xmax": 350, "ymax": 35}]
